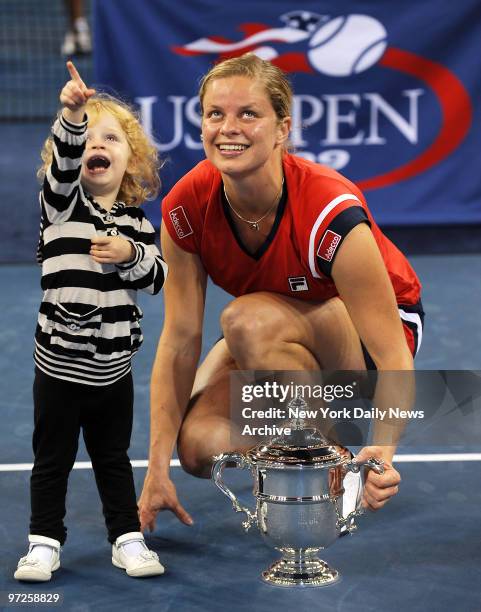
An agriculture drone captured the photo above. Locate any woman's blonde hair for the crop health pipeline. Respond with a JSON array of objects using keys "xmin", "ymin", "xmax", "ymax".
[
  {"xmin": 38, "ymin": 93, "xmax": 161, "ymax": 206},
  {"xmin": 198, "ymin": 53, "xmax": 293, "ymax": 124}
]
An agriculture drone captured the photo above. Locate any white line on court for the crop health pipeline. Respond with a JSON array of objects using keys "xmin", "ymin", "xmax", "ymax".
[
  {"xmin": 0, "ymin": 454, "xmax": 480, "ymax": 472},
  {"xmin": 0, "ymin": 459, "xmax": 179, "ymax": 472},
  {"xmin": 392, "ymin": 453, "xmax": 481, "ymax": 462}
]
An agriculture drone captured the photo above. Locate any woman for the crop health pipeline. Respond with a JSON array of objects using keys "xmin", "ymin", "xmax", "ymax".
[{"xmin": 139, "ymin": 53, "xmax": 423, "ymax": 531}]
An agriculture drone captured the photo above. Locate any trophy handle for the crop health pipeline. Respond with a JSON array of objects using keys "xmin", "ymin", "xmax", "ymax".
[
  {"xmin": 212, "ymin": 453, "xmax": 258, "ymax": 532},
  {"xmin": 346, "ymin": 456, "xmax": 385, "ymax": 475},
  {"xmin": 337, "ymin": 457, "xmax": 386, "ymax": 532}
]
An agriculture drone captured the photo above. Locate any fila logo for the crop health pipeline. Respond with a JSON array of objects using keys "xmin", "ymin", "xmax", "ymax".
[
  {"xmin": 288, "ymin": 276, "xmax": 309, "ymax": 292},
  {"xmin": 169, "ymin": 206, "xmax": 193, "ymax": 239},
  {"xmin": 317, "ymin": 230, "xmax": 342, "ymax": 262}
]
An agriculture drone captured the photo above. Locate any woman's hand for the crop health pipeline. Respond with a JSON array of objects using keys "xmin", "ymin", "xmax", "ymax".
[
  {"xmin": 356, "ymin": 445, "xmax": 401, "ymax": 511},
  {"xmin": 138, "ymin": 473, "xmax": 194, "ymax": 532}
]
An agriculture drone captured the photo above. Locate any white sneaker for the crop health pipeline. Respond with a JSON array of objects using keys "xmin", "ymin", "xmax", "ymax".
[
  {"xmin": 14, "ymin": 535, "xmax": 61, "ymax": 582},
  {"xmin": 74, "ymin": 18, "xmax": 92, "ymax": 54},
  {"xmin": 61, "ymin": 31, "xmax": 76, "ymax": 56},
  {"xmin": 60, "ymin": 19, "xmax": 92, "ymax": 56},
  {"xmin": 112, "ymin": 532, "xmax": 164, "ymax": 578}
]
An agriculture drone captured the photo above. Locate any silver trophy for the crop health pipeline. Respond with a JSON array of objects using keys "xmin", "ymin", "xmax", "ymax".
[{"xmin": 212, "ymin": 400, "xmax": 384, "ymax": 587}]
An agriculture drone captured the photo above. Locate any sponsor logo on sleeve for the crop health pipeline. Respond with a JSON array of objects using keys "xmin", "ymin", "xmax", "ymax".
[
  {"xmin": 169, "ymin": 206, "xmax": 193, "ymax": 239},
  {"xmin": 317, "ymin": 230, "xmax": 342, "ymax": 262},
  {"xmin": 288, "ymin": 276, "xmax": 309, "ymax": 292}
]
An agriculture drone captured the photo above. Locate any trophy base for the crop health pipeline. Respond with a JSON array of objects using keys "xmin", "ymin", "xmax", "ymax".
[{"xmin": 262, "ymin": 550, "xmax": 339, "ymax": 587}]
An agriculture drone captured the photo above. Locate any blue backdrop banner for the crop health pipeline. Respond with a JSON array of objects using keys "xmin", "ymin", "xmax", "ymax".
[{"xmin": 94, "ymin": 0, "xmax": 480, "ymax": 228}]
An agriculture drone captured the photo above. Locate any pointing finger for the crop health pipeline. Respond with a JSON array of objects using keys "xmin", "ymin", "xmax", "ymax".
[{"xmin": 66, "ymin": 61, "xmax": 86, "ymax": 89}]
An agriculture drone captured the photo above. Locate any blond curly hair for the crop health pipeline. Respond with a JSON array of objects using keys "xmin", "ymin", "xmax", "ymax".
[{"xmin": 38, "ymin": 94, "xmax": 161, "ymax": 206}]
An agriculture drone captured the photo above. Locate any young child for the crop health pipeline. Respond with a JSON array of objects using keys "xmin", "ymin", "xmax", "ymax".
[{"xmin": 14, "ymin": 62, "xmax": 167, "ymax": 581}]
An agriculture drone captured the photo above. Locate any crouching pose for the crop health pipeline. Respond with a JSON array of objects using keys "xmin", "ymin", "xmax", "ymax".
[{"xmin": 139, "ymin": 53, "xmax": 424, "ymax": 532}]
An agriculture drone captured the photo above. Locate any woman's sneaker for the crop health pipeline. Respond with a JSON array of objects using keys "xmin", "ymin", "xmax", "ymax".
[
  {"xmin": 14, "ymin": 535, "xmax": 61, "ymax": 582},
  {"xmin": 112, "ymin": 532, "xmax": 164, "ymax": 578}
]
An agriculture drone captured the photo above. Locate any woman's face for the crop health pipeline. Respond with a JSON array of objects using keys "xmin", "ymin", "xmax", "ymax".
[{"xmin": 201, "ymin": 76, "xmax": 290, "ymax": 178}]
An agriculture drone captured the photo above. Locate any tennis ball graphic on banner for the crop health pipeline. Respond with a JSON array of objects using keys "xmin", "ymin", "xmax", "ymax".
[{"xmin": 307, "ymin": 15, "xmax": 387, "ymax": 76}]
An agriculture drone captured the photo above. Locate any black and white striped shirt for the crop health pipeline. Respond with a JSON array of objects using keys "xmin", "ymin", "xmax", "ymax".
[{"xmin": 34, "ymin": 113, "xmax": 167, "ymax": 386}]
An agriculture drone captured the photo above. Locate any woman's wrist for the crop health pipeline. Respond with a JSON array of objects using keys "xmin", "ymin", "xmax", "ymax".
[{"xmin": 146, "ymin": 458, "xmax": 172, "ymax": 478}]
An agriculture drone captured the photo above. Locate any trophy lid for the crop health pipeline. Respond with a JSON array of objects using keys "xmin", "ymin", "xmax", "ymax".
[{"xmin": 246, "ymin": 397, "xmax": 349, "ymax": 466}]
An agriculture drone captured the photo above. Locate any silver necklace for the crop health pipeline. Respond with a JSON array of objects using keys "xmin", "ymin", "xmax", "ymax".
[{"xmin": 224, "ymin": 179, "xmax": 284, "ymax": 231}]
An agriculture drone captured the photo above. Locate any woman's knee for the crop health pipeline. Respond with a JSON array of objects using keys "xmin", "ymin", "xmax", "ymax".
[
  {"xmin": 177, "ymin": 445, "xmax": 219, "ymax": 479},
  {"xmin": 221, "ymin": 295, "xmax": 286, "ymax": 355},
  {"xmin": 177, "ymin": 454, "xmax": 211, "ymax": 479},
  {"xmin": 177, "ymin": 420, "xmax": 231, "ymax": 479}
]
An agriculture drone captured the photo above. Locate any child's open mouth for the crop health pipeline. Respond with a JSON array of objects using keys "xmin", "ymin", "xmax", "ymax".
[{"xmin": 86, "ymin": 156, "xmax": 111, "ymax": 174}]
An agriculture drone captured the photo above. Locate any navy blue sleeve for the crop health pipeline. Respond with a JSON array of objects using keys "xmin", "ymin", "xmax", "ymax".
[{"xmin": 315, "ymin": 206, "xmax": 370, "ymax": 277}]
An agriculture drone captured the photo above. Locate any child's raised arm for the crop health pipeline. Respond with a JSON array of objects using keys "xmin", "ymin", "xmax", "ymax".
[{"xmin": 39, "ymin": 62, "xmax": 95, "ymax": 225}]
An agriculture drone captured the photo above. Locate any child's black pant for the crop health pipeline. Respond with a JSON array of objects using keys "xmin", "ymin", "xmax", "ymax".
[{"xmin": 30, "ymin": 367, "xmax": 141, "ymax": 545}]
